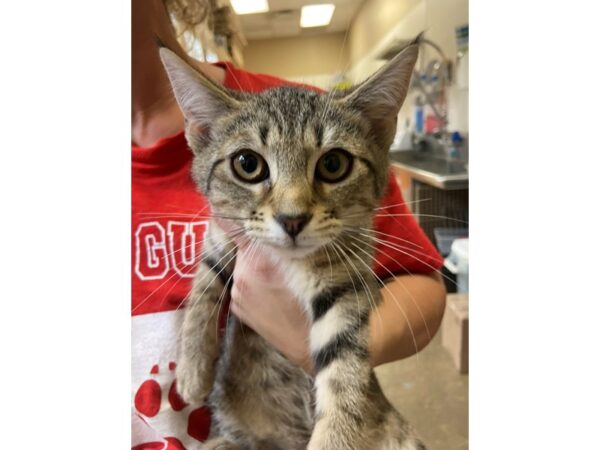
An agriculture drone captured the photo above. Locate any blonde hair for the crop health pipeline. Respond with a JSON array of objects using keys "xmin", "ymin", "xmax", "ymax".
[{"xmin": 164, "ymin": 0, "xmax": 245, "ymax": 64}]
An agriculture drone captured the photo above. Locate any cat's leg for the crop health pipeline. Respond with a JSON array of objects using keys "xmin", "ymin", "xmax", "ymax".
[
  {"xmin": 210, "ymin": 318, "xmax": 313, "ymax": 450},
  {"xmin": 377, "ymin": 408, "xmax": 427, "ymax": 450},
  {"xmin": 176, "ymin": 224, "xmax": 237, "ymax": 405},
  {"xmin": 200, "ymin": 437, "xmax": 244, "ymax": 450},
  {"xmin": 306, "ymin": 278, "xmax": 415, "ymax": 450},
  {"xmin": 306, "ymin": 278, "xmax": 375, "ymax": 450}
]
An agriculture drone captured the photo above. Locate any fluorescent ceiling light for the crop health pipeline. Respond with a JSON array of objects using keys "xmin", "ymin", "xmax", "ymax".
[
  {"xmin": 230, "ymin": 0, "xmax": 269, "ymax": 15},
  {"xmin": 300, "ymin": 4, "xmax": 336, "ymax": 28}
]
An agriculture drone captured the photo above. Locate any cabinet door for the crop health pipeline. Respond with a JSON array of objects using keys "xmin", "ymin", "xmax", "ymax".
[{"xmin": 412, "ymin": 180, "xmax": 468, "ymax": 245}]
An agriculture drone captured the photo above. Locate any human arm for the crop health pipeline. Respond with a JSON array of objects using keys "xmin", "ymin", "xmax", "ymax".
[
  {"xmin": 368, "ymin": 271, "xmax": 446, "ymax": 366},
  {"xmin": 229, "ymin": 246, "xmax": 446, "ymax": 373}
]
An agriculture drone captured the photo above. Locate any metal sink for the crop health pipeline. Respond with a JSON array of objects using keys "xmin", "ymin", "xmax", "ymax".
[{"xmin": 389, "ymin": 151, "xmax": 469, "ymax": 190}]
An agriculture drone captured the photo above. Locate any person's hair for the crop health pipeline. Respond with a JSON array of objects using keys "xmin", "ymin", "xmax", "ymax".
[
  {"xmin": 164, "ymin": 0, "xmax": 245, "ymax": 63},
  {"xmin": 164, "ymin": 0, "xmax": 210, "ymax": 41}
]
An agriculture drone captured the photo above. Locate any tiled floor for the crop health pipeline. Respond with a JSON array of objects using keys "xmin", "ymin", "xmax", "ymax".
[{"xmin": 375, "ymin": 334, "xmax": 468, "ymax": 450}]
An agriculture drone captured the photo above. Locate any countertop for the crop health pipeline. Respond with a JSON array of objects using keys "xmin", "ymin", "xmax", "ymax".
[{"xmin": 389, "ymin": 151, "xmax": 469, "ymax": 190}]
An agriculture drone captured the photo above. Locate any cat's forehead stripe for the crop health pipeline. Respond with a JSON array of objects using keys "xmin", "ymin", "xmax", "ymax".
[
  {"xmin": 315, "ymin": 124, "xmax": 323, "ymax": 148},
  {"xmin": 218, "ymin": 88, "xmax": 364, "ymax": 152},
  {"xmin": 259, "ymin": 125, "xmax": 269, "ymax": 146}
]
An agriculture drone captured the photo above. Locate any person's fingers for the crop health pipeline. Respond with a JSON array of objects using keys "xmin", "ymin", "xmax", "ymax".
[
  {"xmin": 213, "ymin": 217, "xmax": 249, "ymax": 249},
  {"xmin": 229, "ymin": 282, "xmax": 243, "ymax": 316},
  {"xmin": 213, "ymin": 217, "xmax": 235, "ymax": 233},
  {"xmin": 236, "ymin": 245, "xmax": 283, "ymax": 282}
]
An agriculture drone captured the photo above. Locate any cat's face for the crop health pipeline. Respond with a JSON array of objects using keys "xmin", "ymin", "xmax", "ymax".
[
  {"xmin": 192, "ymin": 88, "xmax": 389, "ymax": 258},
  {"xmin": 160, "ymin": 42, "xmax": 419, "ymax": 258}
]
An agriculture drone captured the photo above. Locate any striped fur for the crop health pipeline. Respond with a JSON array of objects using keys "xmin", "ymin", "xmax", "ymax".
[{"xmin": 161, "ymin": 37, "xmax": 426, "ymax": 450}]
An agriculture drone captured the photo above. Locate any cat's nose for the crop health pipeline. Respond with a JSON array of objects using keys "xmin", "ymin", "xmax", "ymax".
[{"xmin": 275, "ymin": 213, "xmax": 312, "ymax": 238}]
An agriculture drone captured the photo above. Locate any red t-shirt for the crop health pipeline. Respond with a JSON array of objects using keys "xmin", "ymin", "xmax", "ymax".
[{"xmin": 131, "ymin": 62, "xmax": 442, "ymax": 450}]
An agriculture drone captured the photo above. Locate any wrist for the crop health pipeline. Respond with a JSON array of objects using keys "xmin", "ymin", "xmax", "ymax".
[
  {"xmin": 368, "ymin": 314, "xmax": 385, "ymax": 367},
  {"xmin": 290, "ymin": 346, "xmax": 315, "ymax": 375}
]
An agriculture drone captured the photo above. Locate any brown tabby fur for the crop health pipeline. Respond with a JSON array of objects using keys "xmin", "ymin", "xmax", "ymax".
[{"xmin": 160, "ymin": 36, "xmax": 426, "ymax": 450}]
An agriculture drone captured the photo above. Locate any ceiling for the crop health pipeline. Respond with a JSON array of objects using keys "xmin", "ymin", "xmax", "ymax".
[{"xmin": 235, "ymin": 0, "xmax": 365, "ymax": 40}]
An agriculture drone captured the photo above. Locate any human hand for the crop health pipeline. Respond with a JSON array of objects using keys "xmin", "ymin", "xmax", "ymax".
[{"xmin": 229, "ymin": 242, "xmax": 314, "ymax": 373}]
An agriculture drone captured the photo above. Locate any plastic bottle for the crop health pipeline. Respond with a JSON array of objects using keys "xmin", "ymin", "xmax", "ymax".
[
  {"xmin": 448, "ymin": 131, "xmax": 463, "ymax": 159},
  {"xmin": 424, "ymin": 103, "xmax": 437, "ymax": 134},
  {"xmin": 414, "ymin": 96, "xmax": 424, "ymax": 134}
]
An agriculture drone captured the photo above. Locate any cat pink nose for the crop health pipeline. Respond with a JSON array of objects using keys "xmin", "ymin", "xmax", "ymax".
[{"xmin": 275, "ymin": 214, "xmax": 312, "ymax": 238}]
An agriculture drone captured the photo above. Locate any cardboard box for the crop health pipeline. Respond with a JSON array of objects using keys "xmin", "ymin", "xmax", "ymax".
[{"xmin": 441, "ymin": 293, "xmax": 469, "ymax": 374}]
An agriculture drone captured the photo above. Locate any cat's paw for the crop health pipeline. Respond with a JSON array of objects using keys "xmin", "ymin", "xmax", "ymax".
[
  {"xmin": 175, "ymin": 357, "xmax": 215, "ymax": 405},
  {"xmin": 200, "ymin": 437, "xmax": 244, "ymax": 450}
]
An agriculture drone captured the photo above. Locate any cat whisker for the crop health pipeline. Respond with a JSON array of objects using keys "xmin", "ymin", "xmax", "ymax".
[
  {"xmin": 343, "ymin": 233, "xmax": 433, "ymax": 344},
  {"xmin": 197, "ymin": 251, "xmax": 238, "ymax": 336},
  {"xmin": 345, "ymin": 226, "xmax": 424, "ymax": 249},
  {"xmin": 134, "ymin": 215, "xmax": 214, "ymax": 221},
  {"xmin": 160, "ymin": 226, "xmax": 244, "ymax": 262},
  {"xmin": 136, "ymin": 202, "xmax": 215, "ymax": 224},
  {"xmin": 136, "ymin": 212, "xmax": 249, "ymax": 223},
  {"xmin": 137, "ymin": 202, "xmax": 213, "ymax": 217},
  {"xmin": 327, "ymin": 241, "xmax": 363, "ymax": 327},
  {"xmin": 133, "ymin": 233, "xmax": 242, "ymax": 314},
  {"xmin": 236, "ymin": 237, "xmax": 263, "ymax": 343},
  {"xmin": 373, "ymin": 213, "xmax": 468, "ymax": 224},
  {"xmin": 339, "ymin": 209, "xmax": 468, "ymax": 225},
  {"xmin": 372, "ymin": 198, "xmax": 432, "ymax": 211},
  {"xmin": 322, "ymin": 243, "xmax": 334, "ymax": 283},
  {"xmin": 189, "ymin": 253, "xmax": 237, "ymax": 325},
  {"xmin": 157, "ymin": 239, "xmax": 239, "ymax": 311},
  {"xmin": 351, "ymin": 231, "xmax": 439, "ymax": 262},
  {"xmin": 214, "ymin": 269, "xmax": 236, "ymax": 342},
  {"xmin": 336, "ymin": 208, "xmax": 374, "ymax": 220},
  {"xmin": 320, "ymin": 22, "xmax": 351, "ymax": 122},
  {"xmin": 331, "ymin": 240, "xmax": 384, "ymax": 336},
  {"xmin": 359, "ymin": 232, "xmax": 458, "ymax": 288},
  {"xmin": 157, "ymin": 227, "xmax": 245, "ymax": 274},
  {"xmin": 337, "ymin": 239, "xmax": 422, "ymax": 360},
  {"xmin": 156, "ymin": 261, "xmax": 198, "ymax": 310},
  {"xmin": 136, "ymin": 212, "xmax": 208, "ymax": 217}
]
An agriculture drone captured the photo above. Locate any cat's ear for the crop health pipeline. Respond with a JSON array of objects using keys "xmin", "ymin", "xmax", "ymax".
[
  {"xmin": 338, "ymin": 35, "xmax": 421, "ymax": 150},
  {"xmin": 159, "ymin": 47, "xmax": 240, "ymax": 147}
]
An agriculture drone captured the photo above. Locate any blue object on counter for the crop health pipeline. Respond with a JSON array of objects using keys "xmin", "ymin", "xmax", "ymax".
[
  {"xmin": 449, "ymin": 131, "xmax": 463, "ymax": 159},
  {"xmin": 414, "ymin": 96, "xmax": 424, "ymax": 134}
]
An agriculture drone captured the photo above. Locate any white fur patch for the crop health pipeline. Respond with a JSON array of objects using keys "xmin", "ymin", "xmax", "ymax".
[
  {"xmin": 380, "ymin": 437, "xmax": 420, "ymax": 450},
  {"xmin": 306, "ymin": 419, "xmax": 329, "ymax": 450},
  {"xmin": 309, "ymin": 304, "xmax": 348, "ymax": 352},
  {"xmin": 313, "ymin": 362, "xmax": 338, "ymax": 415},
  {"xmin": 398, "ymin": 439, "xmax": 420, "ymax": 450},
  {"xmin": 322, "ymin": 125, "xmax": 335, "ymax": 148},
  {"xmin": 284, "ymin": 263, "xmax": 321, "ymax": 312}
]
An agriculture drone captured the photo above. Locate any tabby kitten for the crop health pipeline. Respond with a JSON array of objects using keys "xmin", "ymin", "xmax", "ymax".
[{"xmin": 160, "ymin": 36, "xmax": 425, "ymax": 450}]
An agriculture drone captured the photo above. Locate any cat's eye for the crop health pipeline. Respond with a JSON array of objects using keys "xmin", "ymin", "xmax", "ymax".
[
  {"xmin": 315, "ymin": 149, "xmax": 353, "ymax": 183},
  {"xmin": 231, "ymin": 149, "xmax": 269, "ymax": 183}
]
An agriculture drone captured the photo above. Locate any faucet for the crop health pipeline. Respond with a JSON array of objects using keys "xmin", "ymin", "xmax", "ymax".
[
  {"xmin": 410, "ymin": 38, "xmax": 452, "ymax": 141},
  {"xmin": 412, "ymin": 133, "xmax": 445, "ymax": 155}
]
